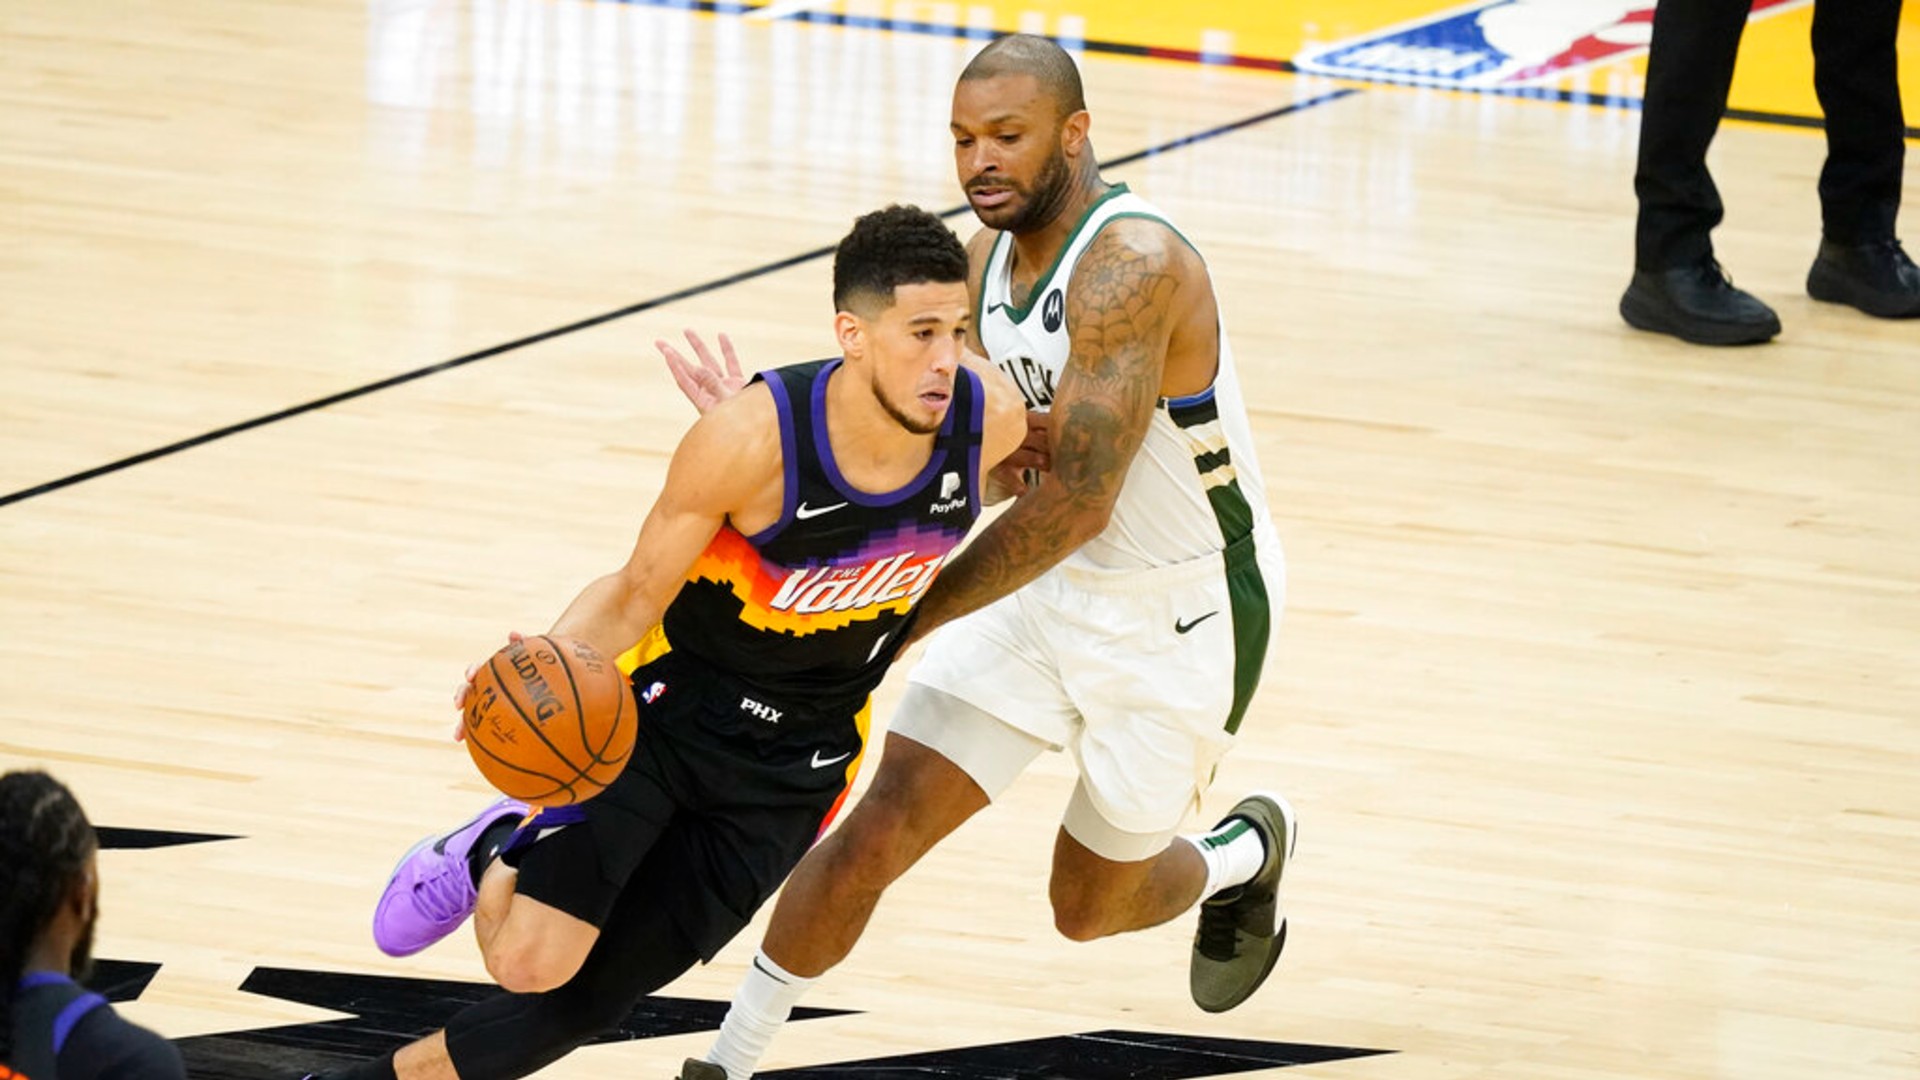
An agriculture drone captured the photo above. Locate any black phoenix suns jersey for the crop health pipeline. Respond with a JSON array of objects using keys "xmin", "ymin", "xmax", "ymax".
[{"xmin": 659, "ymin": 358, "xmax": 985, "ymax": 717}]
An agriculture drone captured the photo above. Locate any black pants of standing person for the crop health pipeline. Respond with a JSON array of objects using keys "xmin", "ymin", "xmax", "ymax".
[
  {"xmin": 1634, "ymin": 0, "xmax": 1907, "ymax": 270},
  {"xmin": 1622, "ymin": 0, "xmax": 1918, "ymax": 341}
]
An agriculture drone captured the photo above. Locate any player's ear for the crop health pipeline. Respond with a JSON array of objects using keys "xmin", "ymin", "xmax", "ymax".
[
  {"xmin": 1060, "ymin": 108, "xmax": 1090, "ymax": 156},
  {"xmin": 66, "ymin": 854, "xmax": 97, "ymax": 921},
  {"xmin": 834, "ymin": 310, "xmax": 865, "ymax": 359}
]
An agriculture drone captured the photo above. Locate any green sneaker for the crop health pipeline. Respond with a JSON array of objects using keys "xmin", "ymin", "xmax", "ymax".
[
  {"xmin": 678, "ymin": 1060, "xmax": 727, "ymax": 1080},
  {"xmin": 1189, "ymin": 792, "xmax": 1298, "ymax": 1013}
]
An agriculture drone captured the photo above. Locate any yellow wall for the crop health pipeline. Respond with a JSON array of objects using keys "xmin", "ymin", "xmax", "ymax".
[{"xmin": 867, "ymin": 0, "xmax": 1920, "ymax": 121}]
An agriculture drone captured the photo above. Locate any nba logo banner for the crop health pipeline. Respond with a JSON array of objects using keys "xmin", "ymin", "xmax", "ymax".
[{"xmin": 1294, "ymin": 0, "xmax": 1809, "ymax": 89}]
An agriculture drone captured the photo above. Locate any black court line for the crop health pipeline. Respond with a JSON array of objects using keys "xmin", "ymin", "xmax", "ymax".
[
  {"xmin": 0, "ymin": 247, "xmax": 825, "ymax": 509},
  {"xmin": 0, "ymin": 88, "xmax": 1361, "ymax": 510},
  {"xmin": 1101, "ymin": 88, "xmax": 1361, "ymax": 171}
]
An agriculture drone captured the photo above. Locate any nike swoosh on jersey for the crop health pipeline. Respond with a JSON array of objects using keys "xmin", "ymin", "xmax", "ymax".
[
  {"xmin": 795, "ymin": 501, "xmax": 849, "ymax": 520},
  {"xmin": 810, "ymin": 749, "xmax": 854, "ymax": 769},
  {"xmin": 1175, "ymin": 611, "xmax": 1220, "ymax": 634}
]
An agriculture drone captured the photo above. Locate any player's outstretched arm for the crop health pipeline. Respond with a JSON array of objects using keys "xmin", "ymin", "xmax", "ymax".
[
  {"xmin": 909, "ymin": 221, "xmax": 1180, "ymax": 640},
  {"xmin": 549, "ymin": 386, "xmax": 778, "ymax": 656}
]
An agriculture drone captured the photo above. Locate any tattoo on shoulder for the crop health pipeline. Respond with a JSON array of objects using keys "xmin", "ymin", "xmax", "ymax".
[{"xmin": 1049, "ymin": 229, "xmax": 1180, "ymax": 496}]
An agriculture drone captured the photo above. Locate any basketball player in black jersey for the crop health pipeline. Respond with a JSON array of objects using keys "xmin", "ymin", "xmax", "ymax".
[
  {"xmin": 306, "ymin": 205, "xmax": 1028, "ymax": 1080},
  {"xmin": 2, "ymin": 770, "xmax": 186, "ymax": 1080}
]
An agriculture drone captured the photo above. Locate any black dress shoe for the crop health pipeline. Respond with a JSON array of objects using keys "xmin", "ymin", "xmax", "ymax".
[
  {"xmin": 1620, "ymin": 258, "xmax": 1781, "ymax": 346},
  {"xmin": 1806, "ymin": 237, "xmax": 1920, "ymax": 318}
]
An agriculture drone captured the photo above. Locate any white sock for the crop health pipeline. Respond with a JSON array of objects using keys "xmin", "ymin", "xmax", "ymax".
[
  {"xmin": 1182, "ymin": 814, "xmax": 1269, "ymax": 901},
  {"xmin": 706, "ymin": 948, "xmax": 816, "ymax": 1080}
]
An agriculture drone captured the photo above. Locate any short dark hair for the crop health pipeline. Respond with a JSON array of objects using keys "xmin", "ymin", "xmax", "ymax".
[
  {"xmin": 959, "ymin": 33, "xmax": 1087, "ymax": 118},
  {"xmin": 832, "ymin": 204, "xmax": 968, "ymax": 314},
  {"xmin": 1, "ymin": 770, "xmax": 97, "ymax": 1059}
]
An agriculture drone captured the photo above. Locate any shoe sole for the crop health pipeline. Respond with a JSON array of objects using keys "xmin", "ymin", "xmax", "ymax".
[
  {"xmin": 1807, "ymin": 263, "xmax": 1920, "ymax": 319},
  {"xmin": 1191, "ymin": 791, "xmax": 1298, "ymax": 1013},
  {"xmin": 1620, "ymin": 291, "xmax": 1781, "ymax": 346}
]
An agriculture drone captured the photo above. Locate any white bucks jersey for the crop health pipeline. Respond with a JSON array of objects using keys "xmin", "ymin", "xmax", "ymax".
[{"xmin": 976, "ymin": 184, "xmax": 1271, "ymax": 572}]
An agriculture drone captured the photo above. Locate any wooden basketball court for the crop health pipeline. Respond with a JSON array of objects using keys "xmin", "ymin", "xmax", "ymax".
[{"xmin": 3, "ymin": 1, "xmax": 1917, "ymax": 1077}]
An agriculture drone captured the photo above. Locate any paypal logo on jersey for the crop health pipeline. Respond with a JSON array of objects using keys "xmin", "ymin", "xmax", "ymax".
[
  {"xmin": 930, "ymin": 472, "xmax": 968, "ymax": 515},
  {"xmin": 1294, "ymin": 0, "xmax": 1804, "ymax": 90}
]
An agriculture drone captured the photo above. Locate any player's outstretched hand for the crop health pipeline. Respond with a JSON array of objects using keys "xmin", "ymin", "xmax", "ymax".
[
  {"xmin": 658, "ymin": 329, "xmax": 746, "ymax": 414},
  {"xmin": 452, "ymin": 631, "xmax": 525, "ymax": 741}
]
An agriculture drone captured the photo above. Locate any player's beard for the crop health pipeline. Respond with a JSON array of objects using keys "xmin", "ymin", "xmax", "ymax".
[
  {"xmin": 873, "ymin": 370, "xmax": 946, "ymax": 435},
  {"xmin": 972, "ymin": 141, "xmax": 1073, "ymax": 234}
]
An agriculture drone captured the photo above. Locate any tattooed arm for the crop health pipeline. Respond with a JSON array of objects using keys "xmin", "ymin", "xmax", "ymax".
[{"xmin": 907, "ymin": 219, "xmax": 1185, "ymax": 642}]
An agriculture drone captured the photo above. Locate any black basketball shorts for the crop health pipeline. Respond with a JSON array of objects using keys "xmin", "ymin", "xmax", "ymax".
[{"xmin": 508, "ymin": 645, "xmax": 867, "ymax": 960}]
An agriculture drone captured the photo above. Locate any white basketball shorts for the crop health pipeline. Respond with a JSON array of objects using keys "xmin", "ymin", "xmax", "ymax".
[{"xmin": 896, "ymin": 525, "xmax": 1284, "ymax": 861}]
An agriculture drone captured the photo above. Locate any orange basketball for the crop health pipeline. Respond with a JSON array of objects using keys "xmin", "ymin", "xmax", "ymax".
[{"xmin": 463, "ymin": 635, "xmax": 635, "ymax": 807}]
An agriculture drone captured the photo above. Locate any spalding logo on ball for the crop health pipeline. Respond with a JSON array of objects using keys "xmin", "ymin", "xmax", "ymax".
[{"xmin": 463, "ymin": 635, "xmax": 636, "ymax": 807}]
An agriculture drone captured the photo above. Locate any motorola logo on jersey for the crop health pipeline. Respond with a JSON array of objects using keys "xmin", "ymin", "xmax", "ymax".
[
  {"xmin": 767, "ymin": 551, "xmax": 944, "ymax": 616},
  {"xmin": 1041, "ymin": 288, "xmax": 1065, "ymax": 332}
]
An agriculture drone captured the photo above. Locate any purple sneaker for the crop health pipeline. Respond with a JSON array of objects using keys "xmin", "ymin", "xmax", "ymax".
[{"xmin": 372, "ymin": 797, "xmax": 526, "ymax": 957}]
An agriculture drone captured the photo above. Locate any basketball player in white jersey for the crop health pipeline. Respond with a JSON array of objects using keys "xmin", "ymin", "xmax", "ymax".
[{"xmin": 679, "ymin": 34, "xmax": 1294, "ymax": 1080}]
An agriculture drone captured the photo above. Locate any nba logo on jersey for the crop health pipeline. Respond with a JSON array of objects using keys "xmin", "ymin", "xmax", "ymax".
[
  {"xmin": 1293, "ymin": 0, "xmax": 1806, "ymax": 89},
  {"xmin": 641, "ymin": 681, "xmax": 666, "ymax": 704}
]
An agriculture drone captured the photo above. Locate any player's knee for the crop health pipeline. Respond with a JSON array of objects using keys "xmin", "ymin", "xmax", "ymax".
[
  {"xmin": 827, "ymin": 802, "xmax": 924, "ymax": 888},
  {"xmin": 484, "ymin": 935, "xmax": 587, "ymax": 994},
  {"xmin": 820, "ymin": 820, "xmax": 907, "ymax": 892},
  {"xmin": 1048, "ymin": 870, "xmax": 1134, "ymax": 942},
  {"xmin": 829, "ymin": 746, "xmax": 980, "ymax": 884},
  {"xmin": 1049, "ymin": 893, "xmax": 1117, "ymax": 942}
]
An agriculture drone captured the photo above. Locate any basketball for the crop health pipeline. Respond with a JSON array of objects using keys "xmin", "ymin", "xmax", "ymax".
[{"xmin": 462, "ymin": 635, "xmax": 635, "ymax": 807}]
